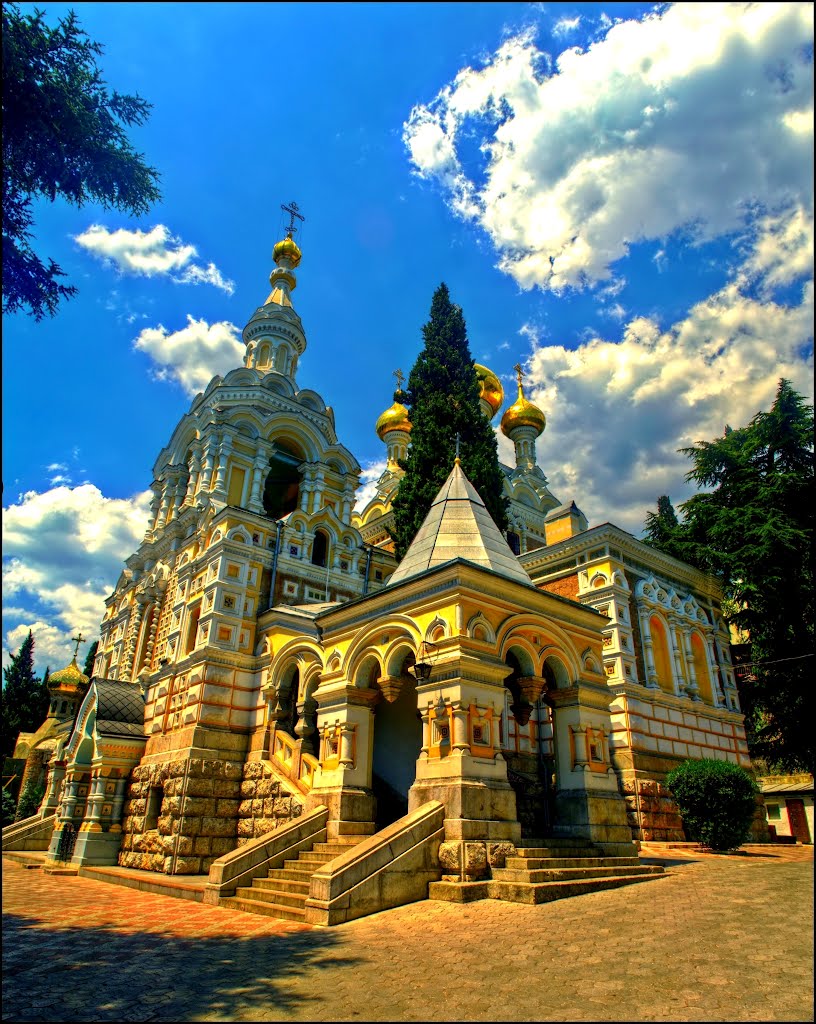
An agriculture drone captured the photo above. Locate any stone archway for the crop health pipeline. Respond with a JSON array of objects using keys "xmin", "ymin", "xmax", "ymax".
[{"xmin": 371, "ymin": 658, "xmax": 422, "ymax": 829}]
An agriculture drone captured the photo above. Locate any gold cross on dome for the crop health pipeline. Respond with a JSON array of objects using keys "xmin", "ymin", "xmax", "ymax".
[
  {"xmin": 513, "ymin": 362, "xmax": 525, "ymax": 387},
  {"xmin": 71, "ymin": 632, "xmax": 86, "ymax": 659},
  {"xmin": 393, "ymin": 368, "xmax": 404, "ymax": 390},
  {"xmin": 281, "ymin": 200, "xmax": 305, "ymax": 237}
]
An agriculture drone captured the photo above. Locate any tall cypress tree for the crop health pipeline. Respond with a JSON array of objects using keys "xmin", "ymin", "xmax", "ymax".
[
  {"xmin": 391, "ymin": 283, "xmax": 509, "ymax": 560},
  {"xmin": 83, "ymin": 640, "xmax": 99, "ymax": 678},
  {"xmin": 1, "ymin": 631, "xmax": 49, "ymax": 757}
]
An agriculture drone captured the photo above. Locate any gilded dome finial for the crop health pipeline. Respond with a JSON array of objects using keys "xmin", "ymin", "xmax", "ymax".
[
  {"xmin": 376, "ymin": 370, "xmax": 412, "ymax": 441},
  {"xmin": 501, "ymin": 362, "xmax": 546, "ymax": 437},
  {"xmin": 474, "ymin": 363, "xmax": 504, "ymax": 420}
]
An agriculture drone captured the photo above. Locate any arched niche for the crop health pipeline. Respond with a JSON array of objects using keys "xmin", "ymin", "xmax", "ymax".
[
  {"xmin": 690, "ymin": 631, "xmax": 713, "ymax": 704},
  {"xmin": 311, "ymin": 528, "xmax": 329, "ymax": 568},
  {"xmin": 649, "ymin": 614, "xmax": 675, "ymax": 694},
  {"xmin": 263, "ymin": 440, "xmax": 303, "ymax": 519}
]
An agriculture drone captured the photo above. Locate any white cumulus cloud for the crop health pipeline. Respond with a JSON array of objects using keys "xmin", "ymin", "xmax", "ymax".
[
  {"xmin": 134, "ymin": 315, "xmax": 245, "ymax": 396},
  {"xmin": 404, "ymin": 3, "xmax": 813, "ymax": 293},
  {"xmin": 75, "ymin": 224, "xmax": 235, "ymax": 294},
  {"xmin": 2, "ymin": 485, "xmax": 153, "ymax": 673},
  {"xmin": 518, "ymin": 273, "xmax": 813, "ymax": 536}
]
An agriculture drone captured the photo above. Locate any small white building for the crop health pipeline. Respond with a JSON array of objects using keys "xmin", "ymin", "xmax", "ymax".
[{"xmin": 759, "ymin": 774, "xmax": 813, "ymax": 844}]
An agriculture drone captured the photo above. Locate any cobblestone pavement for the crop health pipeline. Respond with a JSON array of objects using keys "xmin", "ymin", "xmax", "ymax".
[{"xmin": 3, "ymin": 846, "xmax": 813, "ymax": 1023}]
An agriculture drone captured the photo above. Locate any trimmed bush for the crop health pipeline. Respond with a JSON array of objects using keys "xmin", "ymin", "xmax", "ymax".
[
  {"xmin": 666, "ymin": 758, "xmax": 758, "ymax": 851},
  {"xmin": 2, "ymin": 789, "xmax": 17, "ymax": 828}
]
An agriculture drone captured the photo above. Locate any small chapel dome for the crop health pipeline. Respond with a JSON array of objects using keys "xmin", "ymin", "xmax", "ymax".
[
  {"xmin": 376, "ymin": 395, "xmax": 412, "ymax": 440},
  {"xmin": 48, "ymin": 657, "xmax": 89, "ymax": 696},
  {"xmin": 273, "ymin": 235, "xmax": 302, "ymax": 268},
  {"xmin": 475, "ymin": 364, "xmax": 504, "ymax": 420},
  {"xmin": 501, "ymin": 380, "xmax": 546, "ymax": 437}
]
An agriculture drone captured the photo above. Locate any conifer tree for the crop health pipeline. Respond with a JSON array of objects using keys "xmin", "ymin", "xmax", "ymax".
[
  {"xmin": 1, "ymin": 631, "xmax": 49, "ymax": 757},
  {"xmin": 83, "ymin": 640, "xmax": 99, "ymax": 678},
  {"xmin": 391, "ymin": 283, "xmax": 509, "ymax": 560},
  {"xmin": 642, "ymin": 380, "xmax": 814, "ymax": 771}
]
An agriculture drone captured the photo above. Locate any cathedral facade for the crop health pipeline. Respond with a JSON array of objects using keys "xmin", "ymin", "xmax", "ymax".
[{"xmin": 9, "ymin": 222, "xmax": 757, "ymax": 918}]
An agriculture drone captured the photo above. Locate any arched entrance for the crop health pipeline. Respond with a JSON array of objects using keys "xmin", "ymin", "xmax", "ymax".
[{"xmin": 371, "ymin": 668, "xmax": 422, "ymax": 829}]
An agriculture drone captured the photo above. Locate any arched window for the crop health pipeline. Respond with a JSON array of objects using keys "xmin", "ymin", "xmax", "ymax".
[
  {"xmin": 649, "ymin": 616, "xmax": 674, "ymax": 694},
  {"xmin": 507, "ymin": 531, "xmax": 521, "ymax": 555},
  {"xmin": 263, "ymin": 443, "xmax": 301, "ymax": 519},
  {"xmin": 311, "ymin": 529, "xmax": 329, "ymax": 568},
  {"xmin": 184, "ymin": 604, "xmax": 202, "ymax": 655},
  {"xmin": 691, "ymin": 632, "xmax": 713, "ymax": 703}
]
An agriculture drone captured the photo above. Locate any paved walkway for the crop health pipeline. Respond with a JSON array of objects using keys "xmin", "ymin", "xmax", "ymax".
[{"xmin": 3, "ymin": 846, "xmax": 813, "ymax": 1022}]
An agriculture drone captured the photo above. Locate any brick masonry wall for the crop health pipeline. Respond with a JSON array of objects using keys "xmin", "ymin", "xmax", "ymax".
[
  {"xmin": 237, "ymin": 760, "xmax": 304, "ymax": 845},
  {"xmin": 119, "ymin": 757, "xmax": 243, "ymax": 874}
]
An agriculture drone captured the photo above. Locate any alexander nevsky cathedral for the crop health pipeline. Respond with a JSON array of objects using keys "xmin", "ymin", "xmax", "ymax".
[{"xmin": 5, "ymin": 216, "xmax": 758, "ymax": 924}]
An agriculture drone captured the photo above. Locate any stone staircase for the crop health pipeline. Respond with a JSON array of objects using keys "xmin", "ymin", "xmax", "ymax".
[
  {"xmin": 488, "ymin": 837, "xmax": 665, "ymax": 904},
  {"xmin": 219, "ymin": 835, "xmax": 366, "ymax": 921}
]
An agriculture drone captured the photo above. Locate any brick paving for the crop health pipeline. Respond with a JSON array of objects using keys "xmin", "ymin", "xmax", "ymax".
[{"xmin": 2, "ymin": 846, "xmax": 813, "ymax": 1023}]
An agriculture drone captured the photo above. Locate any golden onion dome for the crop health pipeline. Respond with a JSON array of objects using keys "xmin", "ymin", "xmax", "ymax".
[
  {"xmin": 48, "ymin": 657, "xmax": 89, "ymax": 695},
  {"xmin": 501, "ymin": 382, "xmax": 546, "ymax": 437},
  {"xmin": 375, "ymin": 397, "xmax": 412, "ymax": 440},
  {"xmin": 475, "ymin": 364, "xmax": 504, "ymax": 419},
  {"xmin": 272, "ymin": 235, "xmax": 302, "ymax": 268}
]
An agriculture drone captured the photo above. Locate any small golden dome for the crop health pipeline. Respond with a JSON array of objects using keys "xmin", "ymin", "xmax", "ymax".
[
  {"xmin": 475, "ymin": 364, "xmax": 504, "ymax": 419},
  {"xmin": 272, "ymin": 235, "xmax": 302, "ymax": 268},
  {"xmin": 48, "ymin": 657, "xmax": 89, "ymax": 695},
  {"xmin": 501, "ymin": 382, "xmax": 546, "ymax": 437},
  {"xmin": 376, "ymin": 398, "xmax": 411, "ymax": 440}
]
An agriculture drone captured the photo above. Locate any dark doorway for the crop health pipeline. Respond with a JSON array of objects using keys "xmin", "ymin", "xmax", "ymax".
[{"xmin": 371, "ymin": 678, "xmax": 422, "ymax": 829}]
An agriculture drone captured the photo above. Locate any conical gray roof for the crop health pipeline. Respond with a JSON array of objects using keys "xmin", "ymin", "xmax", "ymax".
[{"xmin": 387, "ymin": 461, "xmax": 533, "ymax": 587}]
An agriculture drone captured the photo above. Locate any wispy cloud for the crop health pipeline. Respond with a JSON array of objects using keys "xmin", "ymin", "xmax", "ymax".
[{"xmin": 75, "ymin": 225, "xmax": 235, "ymax": 294}]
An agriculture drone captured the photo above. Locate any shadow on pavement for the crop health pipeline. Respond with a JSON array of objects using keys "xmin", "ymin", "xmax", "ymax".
[{"xmin": 2, "ymin": 912, "xmax": 359, "ymax": 1022}]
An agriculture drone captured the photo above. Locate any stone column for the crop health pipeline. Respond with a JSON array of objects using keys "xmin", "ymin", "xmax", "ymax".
[
  {"xmin": 247, "ymin": 449, "xmax": 269, "ymax": 514},
  {"xmin": 199, "ymin": 439, "xmax": 216, "ymax": 496},
  {"xmin": 708, "ymin": 635, "xmax": 726, "ymax": 707},
  {"xmin": 451, "ymin": 702, "xmax": 470, "ymax": 755},
  {"xmin": 638, "ymin": 608, "xmax": 660, "ymax": 688},
  {"xmin": 41, "ymin": 760, "xmax": 66, "ymax": 817},
  {"xmin": 212, "ymin": 433, "xmax": 232, "ymax": 499},
  {"xmin": 669, "ymin": 620, "xmax": 686, "ymax": 696},
  {"xmin": 682, "ymin": 631, "xmax": 701, "ymax": 701},
  {"xmin": 182, "ymin": 447, "xmax": 202, "ymax": 507},
  {"xmin": 84, "ymin": 772, "xmax": 104, "ymax": 832},
  {"xmin": 339, "ymin": 724, "xmax": 356, "ymax": 769},
  {"xmin": 146, "ymin": 481, "xmax": 163, "ymax": 538},
  {"xmin": 120, "ymin": 596, "xmax": 147, "ymax": 681},
  {"xmin": 572, "ymin": 725, "xmax": 589, "ymax": 770},
  {"xmin": 109, "ymin": 775, "xmax": 128, "ymax": 833}
]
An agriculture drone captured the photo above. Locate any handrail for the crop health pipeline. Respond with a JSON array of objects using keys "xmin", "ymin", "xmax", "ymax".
[{"xmin": 203, "ymin": 804, "xmax": 328, "ymax": 904}]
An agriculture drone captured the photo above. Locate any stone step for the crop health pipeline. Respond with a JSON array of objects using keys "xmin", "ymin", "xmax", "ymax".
[
  {"xmin": 312, "ymin": 841, "xmax": 363, "ymax": 856},
  {"xmin": 267, "ymin": 866, "xmax": 314, "ymax": 883},
  {"xmin": 505, "ymin": 855, "xmax": 642, "ymax": 870},
  {"xmin": 515, "ymin": 846, "xmax": 599, "ymax": 859},
  {"xmin": 520, "ymin": 837, "xmax": 602, "ymax": 848},
  {"xmin": 252, "ymin": 876, "xmax": 310, "ymax": 895},
  {"xmin": 234, "ymin": 886, "xmax": 307, "ymax": 910},
  {"xmin": 220, "ymin": 895, "xmax": 306, "ymax": 921},
  {"xmin": 493, "ymin": 864, "xmax": 664, "ymax": 884},
  {"xmin": 488, "ymin": 872, "xmax": 666, "ymax": 905},
  {"xmin": 289, "ymin": 855, "xmax": 334, "ymax": 870}
]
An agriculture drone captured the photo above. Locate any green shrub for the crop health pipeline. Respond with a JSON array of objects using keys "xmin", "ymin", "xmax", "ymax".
[
  {"xmin": 666, "ymin": 758, "xmax": 758, "ymax": 851},
  {"xmin": 2, "ymin": 789, "xmax": 17, "ymax": 827},
  {"xmin": 14, "ymin": 780, "xmax": 44, "ymax": 822}
]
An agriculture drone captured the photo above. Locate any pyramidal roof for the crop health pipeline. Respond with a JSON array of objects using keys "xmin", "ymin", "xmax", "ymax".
[{"xmin": 387, "ymin": 461, "xmax": 534, "ymax": 588}]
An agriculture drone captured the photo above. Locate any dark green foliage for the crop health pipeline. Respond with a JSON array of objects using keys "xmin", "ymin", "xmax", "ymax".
[
  {"xmin": 643, "ymin": 381, "xmax": 814, "ymax": 771},
  {"xmin": 1, "ymin": 631, "xmax": 49, "ymax": 758},
  {"xmin": 666, "ymin": 758, "xmax": 758, "ymax": 851},
  {"xmin": 15, "ymin": 779, "xmax": 45, "ymax": 821},
  {"xmin": 391, "ymin": 283, "xmax": 509, "ymax": 560},
  {"xmin": 2, "ymin": 3, "xmax": 161, "ymax": 319},
  {"xmin": 2, "ymin": 789, "xmax": 16, "ymax": 828},
  {"xmin": 83, "ymin": 640, "xmax": 99, "ymax": 678}
]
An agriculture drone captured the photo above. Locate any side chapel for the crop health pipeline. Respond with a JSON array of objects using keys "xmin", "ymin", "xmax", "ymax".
[{"xmin": 5, "ymin": 213, "xmax": 756, "ymax": 922}]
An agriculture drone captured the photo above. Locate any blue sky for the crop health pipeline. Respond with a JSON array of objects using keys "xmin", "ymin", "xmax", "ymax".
[{"xmin": 3, "ymin": 1, "xmax": 813, "ymax": 673}]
